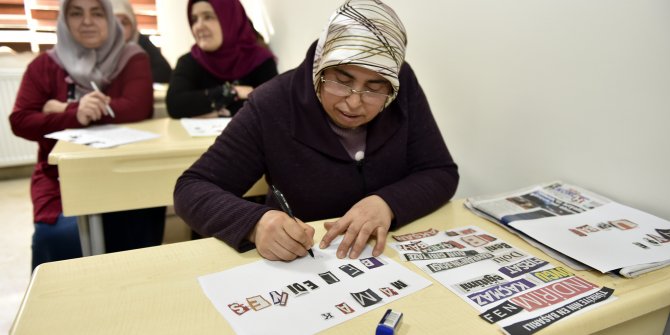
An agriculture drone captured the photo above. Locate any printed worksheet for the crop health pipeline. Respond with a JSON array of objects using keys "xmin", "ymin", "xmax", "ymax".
[
  {"xmin": 45, "ymin": 125, "xmax": 159, "ymax": 148},
  {"xmin": 180, "ymin": 117, "xmax": 232, "ymax": 137},
  {"xmin": 389, "ymin": 226, "xmax": 616, "ymax": 335},
  {"xmin": 198, "ymin": 239, "xmax": 431, "ymax": 335}
]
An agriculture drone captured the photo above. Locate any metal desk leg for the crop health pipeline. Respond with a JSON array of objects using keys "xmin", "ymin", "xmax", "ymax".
[{"xmin": 77, "ymin": 214, "xmax": 106, "ymax": 256}]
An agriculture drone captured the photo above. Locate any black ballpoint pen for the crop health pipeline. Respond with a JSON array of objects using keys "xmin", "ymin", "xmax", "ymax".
[{"xmin": 271, "ymin": 185, "xmax": 315, "ymax": 258}]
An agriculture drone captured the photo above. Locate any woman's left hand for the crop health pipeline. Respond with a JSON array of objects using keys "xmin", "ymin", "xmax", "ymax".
[
  {"xmin": 233, "ymin": 85, "xmax": 253, "ymax": 100},
  {"xmin": 319, "ymin": 195, "xmax": 394, "ymax": 259}
]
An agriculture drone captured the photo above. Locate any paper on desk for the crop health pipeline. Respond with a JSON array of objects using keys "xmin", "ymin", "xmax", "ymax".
[
  {"xmin": 509, "ymin": 202, "xmax": 670, "ymax": 273},
  {"xmin": 180, "ymin": 117, "xmax": 232, "ymax": 137},
  {"xmin": 45, "ymin": 125, "xmax": 159, "ymax": 148},
  {"xmin": 198, "ymin": 238, "xmax": 431, "ymax": 335},
  {"xmin": 389, "ymin": 226, "xmax": 616, "ymax": 335}
]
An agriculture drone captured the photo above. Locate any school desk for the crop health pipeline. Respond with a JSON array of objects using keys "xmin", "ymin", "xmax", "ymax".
[
  {"xmin": 47, "ymin": 117, "xmax": 267, "ymax": 256},
  {"xmin": 10, "ymin": 200, "xmax": 670, "ymax": 335}
]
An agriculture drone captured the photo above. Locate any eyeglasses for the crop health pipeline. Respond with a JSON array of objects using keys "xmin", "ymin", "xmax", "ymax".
[{"xmin": 320, "ymin": 77, "xmax": 391, "ymax": 105}]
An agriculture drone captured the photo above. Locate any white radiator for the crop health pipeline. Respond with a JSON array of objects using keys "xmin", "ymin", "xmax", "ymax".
[{"xmin": 0, "ymin": 68, "xmax": 37, "ymax": 167}]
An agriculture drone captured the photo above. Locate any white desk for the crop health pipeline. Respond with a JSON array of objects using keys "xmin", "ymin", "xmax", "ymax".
[
  {"xmin": 48, "ymin": 118, "xmax": 267, "ymax": 255},
  {"xmin": 10, "ymin": 200, "xmax": 670, "ymax": 334}
]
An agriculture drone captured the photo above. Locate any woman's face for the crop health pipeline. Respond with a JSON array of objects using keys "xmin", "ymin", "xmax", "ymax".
[
  {"xmin": 66, "ymin": 0, "xmax": 109, "ymax": 49},
  {"xmin": 190, "ymin": 1, "xmax": 223, "ymax": 52},
  {"xmin": 115, "ymin": 14, "xmax": 133, "ymax": 42},
  {"xmin": 318, "ymin": 65, "xmax": 391, "ymax": 129}
]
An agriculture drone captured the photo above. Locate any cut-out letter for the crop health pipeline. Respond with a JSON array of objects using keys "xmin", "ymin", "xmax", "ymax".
[
  {"xmin": 246, "ymin": 295, "xmax": 271, "ymax": 311},
  {"xmin": 319, "ymin": 271, "xmax": 340, "ymax": 284},
  {"xmin": 350, "ymin": 288, "xmax": 383, "ymax": 307},
  {"xmin": 227, "ymin": 302, "xmax": 250, "ymax": 316},
  {"xmin": 335, "ymin": 302, "xmax": 355, "ymax": 314},
  {"xmin": 339, "ymin": 264, "xmax": 364, "ymax": 277}
]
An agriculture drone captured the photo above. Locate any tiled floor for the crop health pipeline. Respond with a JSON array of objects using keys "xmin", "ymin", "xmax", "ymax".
[
  {"xmin": 0, "ymin": 177, "xmax": 33, "ymax": 334},
  {"xmin": 0, "ymin": 175, "xmax": 191, "ymax": 334}
]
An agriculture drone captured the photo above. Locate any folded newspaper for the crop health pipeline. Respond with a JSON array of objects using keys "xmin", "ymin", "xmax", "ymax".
[{"xmin": 465, "ymin": 181, "xmax": 670, "ymax": 277}]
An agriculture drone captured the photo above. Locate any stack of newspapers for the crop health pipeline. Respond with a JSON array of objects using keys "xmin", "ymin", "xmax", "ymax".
[{"xmin": 465, "ymin": 181, "xmax": 670, "ymax": 277}]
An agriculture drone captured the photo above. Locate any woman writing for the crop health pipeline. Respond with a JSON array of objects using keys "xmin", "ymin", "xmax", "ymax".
[
  {"xmin": 10, "ymin": 0, "xmax": 165, "ymax": 270},
  {"xmin": 166, "ymin": 0, "xmax": 278, "ymax": 118},
  {"xmin": 174, "ymin": 0, "xmax": 459, "ymax": 260}
]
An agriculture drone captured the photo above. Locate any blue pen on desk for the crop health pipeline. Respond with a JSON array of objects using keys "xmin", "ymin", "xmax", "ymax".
[
  {"xmin": 90, "ymin": 81, "xmax": 116, "ymax": 118},
  {"xmin": 271, "ymin": 185, "xmax": 314, "ymax": 258}
]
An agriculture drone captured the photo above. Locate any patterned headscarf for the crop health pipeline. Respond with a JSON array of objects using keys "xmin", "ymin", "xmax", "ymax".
[
  {"xmin": 188, "ymin": 0, "xmax": 275, "ymax": 81},
  {"xmin": 313, "ymin": 0, "xmax": 407, "ymax": 106},
  {"xmin": 48, "ymin": 0, "xmax": 143, "ymax": 90}
]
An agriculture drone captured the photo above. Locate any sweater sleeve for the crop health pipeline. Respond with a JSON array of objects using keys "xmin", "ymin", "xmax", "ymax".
[
  {"xmin": 372, "ymin": 64, "xmax": 460, "ymax": 228},
  {"xmin": 10, "ymin": 55, "xmax": 81, "ymax": 141},
  {"xmin": 166, "ymin": 55, "xmax": 217, "ymax": 118},
  {"xmin": 107, "ymin": 53, "xmax": 154, "ymax": 123},
  {"xmin": 173, "ymin": 99, "xmax": 272, "ymax": 251},
  {"xmin": 10, "ymin": 53, "xmax": 154, "ymax": 141}
]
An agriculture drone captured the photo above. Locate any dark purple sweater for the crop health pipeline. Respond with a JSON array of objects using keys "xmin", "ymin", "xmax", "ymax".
[{"xmin": 173, "ymin": 42, "xmax": 459, "ymax": 252}]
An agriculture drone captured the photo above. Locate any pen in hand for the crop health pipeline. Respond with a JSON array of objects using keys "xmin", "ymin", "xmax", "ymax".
[
  {"xmin": 271, "ymin": 185, "xmax": 315, "ymax": 258},
  {"xmin": 90, "ymin": 81, "xmax": 116, "ymax": 118}
]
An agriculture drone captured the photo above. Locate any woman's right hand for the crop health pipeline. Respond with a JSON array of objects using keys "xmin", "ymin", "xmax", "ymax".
[
  {"xmin": 249, "ymin": 210, "xmax": 315, "ymax": 261},
  {"xmin": 76, "ymin": 91, "xmax": 110, "ymax": 126}
]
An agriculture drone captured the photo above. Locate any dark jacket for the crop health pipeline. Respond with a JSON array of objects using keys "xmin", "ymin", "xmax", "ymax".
[
  {"xmin": 174, "ymin": 42, "xmax": 459, "ymax": 252},
  {"xmin": 166, "ymin": 53, "xmax": 277, "ymax": 118}
]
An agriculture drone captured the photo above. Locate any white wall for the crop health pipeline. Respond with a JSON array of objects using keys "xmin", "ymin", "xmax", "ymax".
[
  {"xmin": 155, "ymin": 0, "xmax": 191, "ymax": 67},
  {"xmin": 158, "ymin": 0, "xmax": 670, "ymax": 220}
]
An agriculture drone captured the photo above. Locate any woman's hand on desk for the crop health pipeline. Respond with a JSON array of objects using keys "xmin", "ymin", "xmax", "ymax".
[
  {"xmin": 320, "ymin": 195, "xmax": 393, "ymax": 259},
  {"xmin": 76, "ymin": 91, "xmax": 111, "ymax": 125},
  {"xmin": 195, "ymin": 108, "xmax": 232, "ymax": 118},
  {"xmin": 194, "ymin": 111, "xmax": 220, "ymax": 118},
  {"xmin": 250, "ymin": 210, "xmax": 315, "ymax": 261}
]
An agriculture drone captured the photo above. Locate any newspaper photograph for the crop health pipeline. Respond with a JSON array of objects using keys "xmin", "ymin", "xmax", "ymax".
[{"xmin": 465, "ymin": 181, "xmax": 611, "ymax": 225}]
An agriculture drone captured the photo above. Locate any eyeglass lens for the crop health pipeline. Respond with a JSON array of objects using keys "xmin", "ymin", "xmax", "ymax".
[{"xmin": 321, "ymin": 79, "xmax": 388, "ymax": 104}]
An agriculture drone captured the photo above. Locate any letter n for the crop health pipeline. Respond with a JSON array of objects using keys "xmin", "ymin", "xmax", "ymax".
[{"xmin": 269, "ymin": 291, "xmax": 288, "ymax": 306}]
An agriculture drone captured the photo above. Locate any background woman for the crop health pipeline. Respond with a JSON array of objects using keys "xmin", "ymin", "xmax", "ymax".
[
  {"xmin": 10, "ymin": 0, "xmax": 165, "ymax": 270},
  {"xmin": 111, "ymin": 0, "xmax": 172, "ymax": 83},
  {"xmin": 166, "ymin": 0, "xmax": 277, "ymax": 118}
]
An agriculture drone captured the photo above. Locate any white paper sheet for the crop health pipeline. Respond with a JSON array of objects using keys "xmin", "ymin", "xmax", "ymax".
[
  {"xmin": 509, "ymin": 202, "xmax": 670, "ymax": 273},
  {"xmin": 198, "ymin": 240, "xmax": 431, "ymax": 335},
  {"xmin": 45, "ymin": 125, "xmax": 159, "ymax": 148},
  {"xmin": 180, "ymin": 117, "xmax": 232, "ymax": 137}
]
